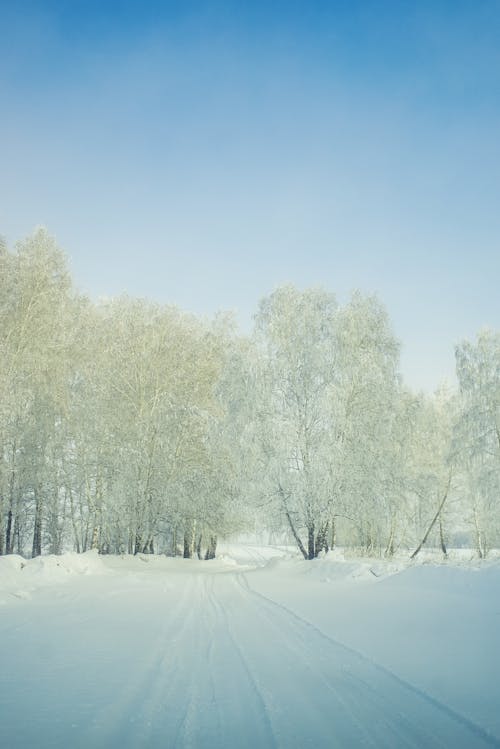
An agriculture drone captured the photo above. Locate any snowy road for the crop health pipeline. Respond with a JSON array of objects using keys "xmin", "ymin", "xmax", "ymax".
[{"xmin": 1, "ymin": 551, "xmax": 499, "ymax": 748}]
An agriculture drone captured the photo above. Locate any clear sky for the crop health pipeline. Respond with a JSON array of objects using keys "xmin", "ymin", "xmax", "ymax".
[{"xmin": 1, "ymin": 0, "xmax": 499, "ymax": 391}]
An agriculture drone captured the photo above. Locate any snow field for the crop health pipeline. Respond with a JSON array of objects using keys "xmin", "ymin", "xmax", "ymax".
[{"xmin": 1, "ymin": 547, "xmax": 499, "ymax": 748}]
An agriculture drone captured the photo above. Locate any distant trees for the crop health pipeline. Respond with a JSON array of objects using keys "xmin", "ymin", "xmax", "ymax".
[{"xmin": 0, "ymin": 228, "xmax": 498, "ymax": 558}]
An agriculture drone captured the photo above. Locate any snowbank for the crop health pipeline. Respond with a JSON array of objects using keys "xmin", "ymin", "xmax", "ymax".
[{"xmin": 0, "ymin": 550, "xmax": 108, "ymax": 604}]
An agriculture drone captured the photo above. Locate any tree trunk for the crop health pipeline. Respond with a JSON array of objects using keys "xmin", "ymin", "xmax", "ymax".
[
  {"xmin": 439, "ymin": 513, "xmax": 447, "ymax": 556},
  {"xmin": 32, "ymin": 489, "xmax": 43, "ymax": 558},
  {"xmin": 5, "ymin": 509, "xmax": 13, "ymax": 554},
  {"xmin": 183, "ymin": 523, "xmax": 195, "ymax": 559},
  {"xmin": 68, "ymin": 489, "xmax": 81, "ymax": 553},
  {"xmin": 196, "ymin": 533, "xmax": 203, "ymax": 560},
  {"xmin": 385, "ymin": 517, "xmax": 396, "ymax": 557},
  {"xmin": 134, "ymin": 531, "xmax": 143, "ymax": 555},
  {"xmin": 140, "ymin": 536, "xmax": 154, "ymax": 554},
  {"xmin": 315, "ymin": 521, "xmax": 329, "ymax": 556},
  {"xmin": 5, "ymin": 461, "xmax": 16, "ymax": 554},
  {"xmin": 91, "ymin": 523, "xmax": 100, "ymax": 551},
  {"xmin": 14, "ymin": 516, "xmax": 21, "ymax": 555},
  {"xmin": 411, "ymin": 471, "xmax": 452, "ymax": 560},
  {"xmin": 307, "ymin": 524, "xmax": 315, "ymax": 560},
  {"xmin": 330, "ymin": 516, "xmax": 337, "ymax": 550},
  {"xmin": 205, "ymin": 535, "xmax": 217, "ymax": 560},
  {"xmin": 473, "ymin": 504, "xmax": 486, "ymax": 559},
  {"xmin": 171, "ymin": 526, "xmax": 178, "ymax": 556},
  {"xmin": 278, "ymin": 483, "xmax": 308, "ymax": 560},
  {"xmin": 0, "ymin": 504, "xmax": 4, "ymax": 556}
]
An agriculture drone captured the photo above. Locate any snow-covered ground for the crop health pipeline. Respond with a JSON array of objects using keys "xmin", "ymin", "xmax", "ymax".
[{"xmin": 1, "ymin": 546, "xmax": 499, "ymax": 748}]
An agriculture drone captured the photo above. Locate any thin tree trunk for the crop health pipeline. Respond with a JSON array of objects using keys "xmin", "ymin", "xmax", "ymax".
[
  {"xmin": 140, "ymin": 535, "xmax": 154, "ymax": 554},
  {"xmin": 5, "ymin": 460, "xmax": 16, "ymax": 554},
  {"xmin": 0, "ymin": 508, "xmax": 4, "ymax": 556},
  {"xmin": 5, "ymin": 509, "xmax": 13, "ymax": 554},
  {"xmin": 68, "ymin": 488, "xmax": 81, "ymax": 553},
  {"xmin": 196, "ymin": 533, "xmax": 203, "ymax": 560},
  {"xmin": 411, "ymin": 471, "xmax": 452, "ymax": 560},
  {"xmin": 205, "ymin": 535, "xmax": 217, "ymax": 560},
  {"xmin": 439, "ymin": 513, "xmax": 447, "ymax": 556},
  {"xmin": 172, "ymin": 526, "xmax": 178, "ymax": 556},
  {"xmin": 91, "ymin": 523, "xmax": 100, "ymax": 551},
  {"xmin": 307, "ymin": 524, "xmax": 315, "ymax": 560},
  {"xmin": 330, "ymin": 516, "xmax": 337, "ymax": 550},
  {"xmin": 32, "ymin": 488, "xmax": 43, "ymax": 558},
  {"xmin": 183, "ymin": 520, "xmax": 196, "ymax": 559},
  {"xmin": 315, "ymin": 521, "xmax": 329, "ymax": 556},
  {"xmin": 385, "ymin": 517, "xmax": 396, "ymax": 557},
  {"xmin": 90, "ymin": 475, "xmax": 103, "ymax": 551},
  {"xmin": 279, "ymin": 484, "xmax": 308, "ymax": 560},
  {"xmin": 14, "ymin": 516, "xmax": 21, "ymax": 555},
  {"xmin": 134, "ymin": 530, "xmax": 143, "ymax": 555},
  {"xmin": 473, "ymin": 504, "xmax": 485, "ymax": 559}
]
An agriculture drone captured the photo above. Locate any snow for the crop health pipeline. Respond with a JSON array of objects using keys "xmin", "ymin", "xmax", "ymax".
[
  {"xmin": 0, "ymin": 547, "xmax": 499, "ymax": 748},
  {"xmin": 0, "ymin": 549, "xmax": 108, "ymax": 603}
]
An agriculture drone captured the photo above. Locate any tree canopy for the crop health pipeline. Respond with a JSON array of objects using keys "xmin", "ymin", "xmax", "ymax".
[{"xmin": 1, "ymin": 229, "xmax": 498, "ymax": 559}]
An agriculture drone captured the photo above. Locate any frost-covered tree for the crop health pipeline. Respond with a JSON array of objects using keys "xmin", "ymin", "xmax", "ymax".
[
  {"xmin": 409, "ymin": 388, "xmax": 458, "ymax": 559},
  {"xmin": 200, "ymin": 320, "xmax": 259, "ymax": 556},
  {"xmin": 455, "ymin": 331, "xmax": 500, "ymax": 556},
  {"xmin": 77, "ymin": 297, "xmax": 224, "ymax": 556},
  {"xmin": 253, "ymin": 286, "xmax": 401, "ymax": 559},
  {"xmin": 0, "ymin": 228, "xmax": 76, "ymax": 557},
  {"xmin": 331, "ymin": 292, "xmax": 401, "ymax": 555},
  {"xmin": 3, "ymin": 227, "xmax": 497, "ymax": 560},
  {"xmin": 253, "ymin": 286, "xmax": 339, "ymax": 559}
]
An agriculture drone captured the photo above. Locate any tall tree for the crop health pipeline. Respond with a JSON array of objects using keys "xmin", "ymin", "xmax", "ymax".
[
  {"xmin": 455, "ymin": 331, "xmax": 500, "ymax": 556},
  {"xmin": 0, "ymin": 228, "xmax": 75, "ymax": 556}
]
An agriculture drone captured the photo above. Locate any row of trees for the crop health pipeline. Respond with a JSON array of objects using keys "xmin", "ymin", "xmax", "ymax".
[{"xmin": 0, "ymin": 229, "xmax": 499, "ymax": 559}]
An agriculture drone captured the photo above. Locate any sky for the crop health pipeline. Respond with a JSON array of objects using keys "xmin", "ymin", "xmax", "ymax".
[{"xmin": 1, "ymin": 0, "xmax": 499, "ymax": 392}]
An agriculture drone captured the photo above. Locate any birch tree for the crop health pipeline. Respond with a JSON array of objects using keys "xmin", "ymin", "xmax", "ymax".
[
  {"xmin": 254, "ymin": 286, "xmax": 339, "ymax": 558},
  {"xmin": 0, "ymin": 228, "xmax": 75, "ymax": 556},
  {"xmin": 455, "ymin": 331, "xmax": 500, "ymax": 556}
]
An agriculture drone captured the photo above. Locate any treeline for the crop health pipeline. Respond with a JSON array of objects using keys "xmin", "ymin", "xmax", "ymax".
[{"xmin": 0, "ymin": 229, "xmax": 499, "ymax": 559}]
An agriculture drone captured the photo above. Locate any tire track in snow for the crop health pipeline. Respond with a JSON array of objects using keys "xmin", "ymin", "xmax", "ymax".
[
  {"xmin": 164, "ymin": 572, "xmax": 277, "ymax": 749},
  {"xmin": 222, "ymin": 573, "xmax": 413, "ymax": 747},
  {"xmin": 83, "ymin": 573, "xmax": 196, "ymax": 748},
  {"xmin": 4, "ymin": 560, "xmax": 498, "ymax": 749},
  {"xmin": 171, "ymin": 574, "xmax": 224, "ymax": 749},
  {"xmin": 132, "ymin": 577, "xmax": 204, "ymax": 748},
  {"xmin": 208, "ymin": 575, "xmax": 279, "ymax": 749},
  {"xmin": 237, "ymin": 572, "xmax": 500, "ymax": 748},
  {"xmin": 234, "ymin": 575, "xmax": 396, "ymax": 747},
  {"xmin": 231, "ymin": 579, "xmax": 434, "ymax": 748}
]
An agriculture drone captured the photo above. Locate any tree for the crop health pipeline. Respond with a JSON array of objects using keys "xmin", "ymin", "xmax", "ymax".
[
  {"xmin": 0, "ymin": 228, "xmax": 75, "ymax": 557},
  {"xmin": 253, "ymin": 286, "xmax": 401, "ymax": 559},
  {"xmin": 455, "ymin": 331, "xmax": 500, "ymax": 556},
  {"xmin": 409, "ymin": 388, "xmax": 457, "ymax": 559},
  {"xmin": 253, "ymin": 286, "xmax": 339, "ymax": 559},
  {"xmin": 330, "ymin": 292, "xmax": 401, "ymax": 555}
]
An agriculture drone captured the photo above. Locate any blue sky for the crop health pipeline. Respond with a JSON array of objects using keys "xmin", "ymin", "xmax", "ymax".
[{"xmin": 1, "ymin": 1, "xmax": 499, "ymax": 391}]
